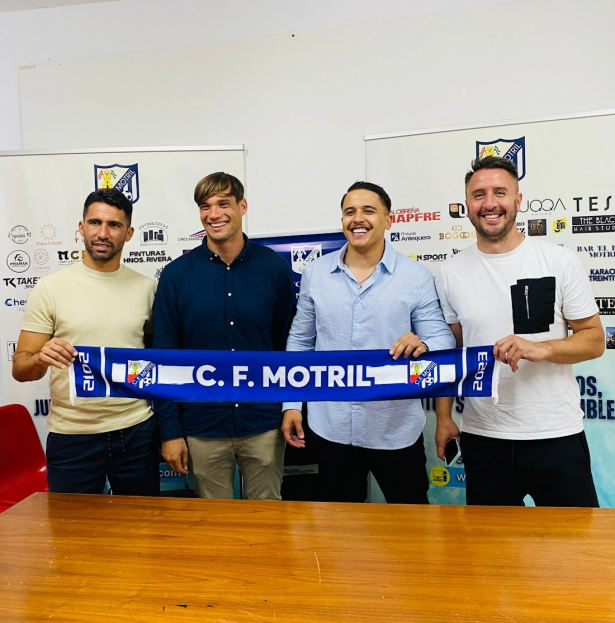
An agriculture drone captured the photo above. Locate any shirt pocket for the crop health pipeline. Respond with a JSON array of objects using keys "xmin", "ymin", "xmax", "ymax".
[{"xmin": 510, "ymin": 276, "xmax": 556, "ymax": 334}]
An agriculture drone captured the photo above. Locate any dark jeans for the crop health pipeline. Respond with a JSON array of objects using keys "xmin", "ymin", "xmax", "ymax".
[
  {"xmin": 461, "ymin": 431, "xmax": 599, "ymax": 507},
  {"xmin": 313, "ymin": 432, "xmax": 429, "ymax": 504},
  {"xmin": 46, "ymin": 416, "xmax": 160, "ymax": 496}
]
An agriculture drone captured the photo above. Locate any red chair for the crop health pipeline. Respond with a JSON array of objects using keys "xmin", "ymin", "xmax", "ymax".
[{"xmin": 0, "ymin": 404, "xmax": 48, "ymax": 512}]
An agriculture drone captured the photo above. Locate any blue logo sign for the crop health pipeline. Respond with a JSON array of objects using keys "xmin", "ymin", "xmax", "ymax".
[
  {"xmin": 94, "ymin": 163, "xmax": 140, "ymax": 203},
  {"xmin": 476, "ymin": 137, "xmax": 526, "ymax": 180}
]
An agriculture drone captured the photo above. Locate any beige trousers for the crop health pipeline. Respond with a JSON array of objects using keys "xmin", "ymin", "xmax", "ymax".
[{"xmin": 186, "ymin": 428, "xmax": 285, "ymax": 500}]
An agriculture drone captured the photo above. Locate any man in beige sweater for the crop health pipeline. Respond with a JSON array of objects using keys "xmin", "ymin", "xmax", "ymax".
[{"xmin": 13, "ymin": 189, "xmax": 158, "ymax": 495}]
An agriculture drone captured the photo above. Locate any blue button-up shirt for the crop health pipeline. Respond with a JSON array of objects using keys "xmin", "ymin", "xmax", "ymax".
[
  {"xmin": 153, "ymin": 236, "xmax": 295, "ymax": 440},
  {"xmin": 283, "ymin": 241, "xmax": 455, "ymax": 450}
]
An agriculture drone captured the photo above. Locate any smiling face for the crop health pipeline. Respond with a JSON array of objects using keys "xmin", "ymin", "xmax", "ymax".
[
  {"xmin": 79, "ymin": 202, "xmax": 133, "ymax": 271},
  {"xmin": 198, "ymin": 189, "xmax": 247, "ymax": 251},
  {"xmin": 341, "ymin": 189, "xmax": 392, "ymax": 253},
  {"xmin": 465, "ymin": 167, "xmax": 523, "ymax": 249}
]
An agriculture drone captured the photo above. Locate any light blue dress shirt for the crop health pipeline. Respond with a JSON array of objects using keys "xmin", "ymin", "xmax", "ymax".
[{"xmin": 283, "ymin": 241, "xmax": 455, "ymax": 450}]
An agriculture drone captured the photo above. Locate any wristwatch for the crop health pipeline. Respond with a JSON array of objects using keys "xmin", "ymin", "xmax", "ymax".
[{"xmin": 420, "ymin": 341, "xmax": 430, "ymax": 352}]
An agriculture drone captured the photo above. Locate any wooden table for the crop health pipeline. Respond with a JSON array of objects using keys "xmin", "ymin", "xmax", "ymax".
[{"xmin": 0, "ymin": 493, "xmax": 612, "ymax": 622}]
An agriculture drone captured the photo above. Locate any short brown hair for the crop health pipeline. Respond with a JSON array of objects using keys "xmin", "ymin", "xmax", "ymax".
[
  {"xmin": 465, "ymin": 156, "xmax": 519, "ymax": 188},
  {"xmin": 194, "ymin": 172, "xmax": 244, "ymax": 206}
]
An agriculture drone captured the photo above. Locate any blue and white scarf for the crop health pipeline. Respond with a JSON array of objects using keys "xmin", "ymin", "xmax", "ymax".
[{"xmin": 69, "ymin": 346, "xmax": 499, "ymax": 403}]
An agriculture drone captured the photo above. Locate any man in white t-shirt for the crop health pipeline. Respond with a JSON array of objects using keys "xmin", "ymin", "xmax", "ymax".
[
  {"xmin": 434, "ymin": 156, "xmax": 604, "ymax": 507},
  {"xmin": 13, "ymin": 189, "xmax": 158, "ymax": 496}
]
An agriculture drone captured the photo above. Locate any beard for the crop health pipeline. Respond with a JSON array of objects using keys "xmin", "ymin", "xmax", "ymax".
[
  {"xmin": 84, "ymin": 238, "xmax": 120, "ymax": 263},
  {"xmin": 470, "ymin": 209, "xmax": 518, "ymax": 244}
]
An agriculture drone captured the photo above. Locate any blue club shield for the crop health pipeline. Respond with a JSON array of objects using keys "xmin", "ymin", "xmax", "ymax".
[
  {"xmin": 94, "ymin": 163, "xmax": 140, "ymax": 203},
  {"xmin": 476, "ymin": 137, "xmax": 525, "ymax": 180}
]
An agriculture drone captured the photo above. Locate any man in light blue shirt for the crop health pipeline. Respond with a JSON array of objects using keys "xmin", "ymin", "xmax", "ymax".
[{"xmin": 282, "ymin": 181, "xmax": 455, "ymax": 503}]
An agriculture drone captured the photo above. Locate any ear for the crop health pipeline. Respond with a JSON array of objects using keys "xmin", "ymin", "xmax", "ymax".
[
  {"xmin": 239, "ymin": 199, "xmax": 248, "ymax": 216},
  {"xmin": 78, "ymin": 220, "xmax": 85, "ymax": 238},
  {"xmin": 125, "ymin": 226, "xmax": 134, "ymax": 242},
  {"xmin": 385, "ymin": 213, "xmax": 392, "ymax": 231},
  {"xmin": 515, "ymin": 192, "xmax": 522, "ymax": 213}
]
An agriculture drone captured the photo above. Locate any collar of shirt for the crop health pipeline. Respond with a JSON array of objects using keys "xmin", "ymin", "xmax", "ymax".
[
  {"xmin": 332, "ymin": 240, "xmax": 397, "ymax": 280},
  {"xmin": 200, "ymin": 233, "xmax": 252, "ymax": 265}
]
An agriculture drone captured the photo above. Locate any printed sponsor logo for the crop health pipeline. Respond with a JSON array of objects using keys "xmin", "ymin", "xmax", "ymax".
[
  {"xmin": 291, "ymin": 244, "xmax": 322, "ymax": 274},
  {"xmin": 3, "ymin": 276, "xmax": 39, "ymax": 289},
  {"xmin": 607, "ymin": 328, "xmax": 615, "ymax": 350},
  {"xmin": 476, "ymin": 137, "xmax": 525, "ymax": 180},
  {"xmin": 7, "ymin": 341, "xmax": 17, "ymax": 361},
  {"xmin": 430, "ymin": 465, "xmax": 466, "ymax": 488},
  {"xmin": 576, "ymin": 245, "xmax": 615, "ymax": 258},
  {"xmin": 4, "ymin": 297, "xmax": 27, "ymax": 310},
  {"xmin": 33, "ymin": 249, "xmax": 49, "ymax": 265},
  {"xmin": 57, "ymin": 250, "xmax": 85, "ymax": 265},
  {"xmin": 390, "ymin": 208, "xmax": 441, "ymax": 223},
  {"xmin": 573, "ymin": 196, "xmax": 611, "ymax": 212},
  {"xmin": 449, "ymin": 203, "xmax": 466, "ymax": 218},
  {"xmin": 154, "ymin": 267, "xmax": 165, "ymax": 281},
  {"xmin": 8, "ymin": 225, "xmax": 31, "ymax": 244},
  {"xmin": 452, "ymin": 248, "xmax": 462, "ymax": 255},
  {"xmin": 7, "ymin": 250, "xmax": 30, "ymax": 273},
  {"xmin": 177, "ymin": 229, "xmax": 206, "ymax": 242},
  {"xmin": 37, "ymin": 224, "xmax": 62, "ymax": 246},
  {"xmin": 527, "ymin": 219, "xmax": 546, "ymax": 236},
  {"xmin": 390, "ymin": 232, "xmax": 431, "ymax": 242},
  {"xmin": 520, "ymin": 198, "xmax": 566, "ymax": 213},
  {"xmin": 139, "ymin": 222, "xmax": 168, "ymax": 245},
  {"xmin": 34, "ymin": 399, "xmax": 50, "ymax": 417},
  {"xmin": 438, "ymin": 225, "xmax": 476, "ymax": 240},
  {"xmin": 410, "ymin": 253, "xmax": 447, "ymax": 262},
  {"xmin": 589, "ymin": 268, "xmax": 615, "ymax": 282},
  {"xmin": 516, "ymin": 222, "xmax": 526, "ymax": 235},
  {"xmin": 577, "ymin": 375, "xmax": 615, "ymax": 420},
  {"xmin": 572, "ymin": 215, "xmax": 615, "ymax": 234},
  {"xmin": 552, "ymin": 218, "xmax": 567, "ymax": 234},
  {"xmin": 94, "ymin": 163, "xmax": 139, "ymax": 203},
  {"xmin": 595, "ymin": 297, "xmax": 615, "ymax": 315},
  {"xmin": 124, "ymin": 250, "xmax": 171, "ymax": 264}
]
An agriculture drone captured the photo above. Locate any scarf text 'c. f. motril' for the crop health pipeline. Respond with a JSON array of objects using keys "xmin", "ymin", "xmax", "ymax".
[{"xmin": 69, "ymin": 346, "xmax": 500, "ymax": 404}]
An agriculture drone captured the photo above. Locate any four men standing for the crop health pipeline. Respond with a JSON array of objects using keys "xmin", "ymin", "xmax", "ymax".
[{"xmin": 12, "ymin": 162, "xmax": 606, "ymax": 507}]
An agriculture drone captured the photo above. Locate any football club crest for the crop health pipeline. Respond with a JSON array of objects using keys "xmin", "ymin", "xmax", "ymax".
[
  {"xmin": 94, "ymin": 163, "xmax": 140, "ymax": 203},
  {"xmin": 291, "ymin": 244, "xmax": 322, "ymax": 274},
  {"xmin": 409, "ymin": 360, "xmax": 438, "ymax": 388},
  {"xmin": 476, "ymin": 137, "xmax": 526, "ymax": 180},
  {"xmin": 127, "ymin": 360, "xmax": 156, "ymax": 388}
]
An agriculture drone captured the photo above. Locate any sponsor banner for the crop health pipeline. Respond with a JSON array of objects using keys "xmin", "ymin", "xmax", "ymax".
[
  {"xmin": 366, "ymin": 112, "xmax": 615, "ymax": 506},
  {"xmin": 572, "ymin": 215, "xmax": 615, "ymax": 234},
  {"xmin": 70, "ymin": 346, "xmax": 498, "ymax": 403}
]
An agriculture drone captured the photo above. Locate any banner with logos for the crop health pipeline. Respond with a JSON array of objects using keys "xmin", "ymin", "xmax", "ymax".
[
  {"xmin": 0, "ymin": 147, "xmax": 245, "ymax": 448},
  {"xmin": 366, "ymin": 110, "xmax": 615, "ymax": 506},
  {"xmin": 70, "ymin": 345, "xmax": 498, "ymax": 402}
]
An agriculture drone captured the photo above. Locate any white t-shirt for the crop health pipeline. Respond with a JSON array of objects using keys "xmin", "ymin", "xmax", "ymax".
[
  {"xmin": 435, "ymin": 238, "xmax": 598, "ymax": 440},
  {"xmin": 22, "ymin": 262, "xmax": 156, "ymax": 435}
]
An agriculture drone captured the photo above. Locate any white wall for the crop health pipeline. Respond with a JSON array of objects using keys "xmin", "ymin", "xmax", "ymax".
[{"xmin": 14, "ymin": 0, "xmax": 615, "ymax": 238}]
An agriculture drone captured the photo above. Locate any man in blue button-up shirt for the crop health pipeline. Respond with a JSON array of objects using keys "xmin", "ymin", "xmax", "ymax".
[
  {"xmin": 153, "ymin": 172, "xmax": 295, "ymax": 500},
  {"xmin": 282, "ymin": 182, "xmax": 454, "ymax": 503}
]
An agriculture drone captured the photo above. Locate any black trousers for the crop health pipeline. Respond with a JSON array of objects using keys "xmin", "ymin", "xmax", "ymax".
[
  {"xmin": 461, "ymin": 431, "xmax": 599, "ymax": 507},
  {"xmin": 313, "ymin": 432, "xmax": 429, "ymax": 504},
  {"xmin": 46, "ymin": 416, "xmax": 160, "ymax": 496}
]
